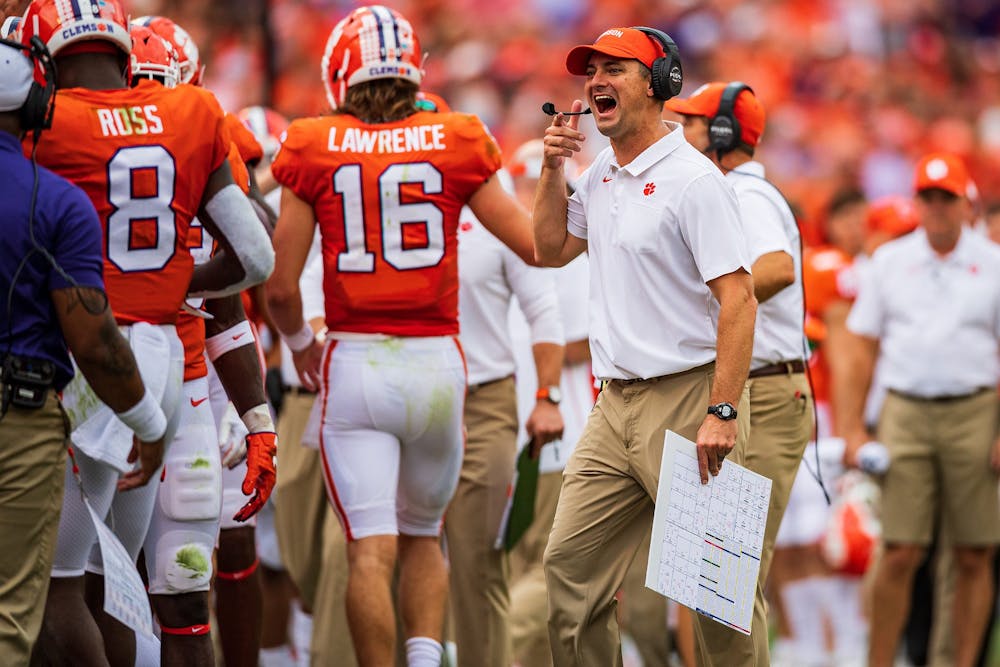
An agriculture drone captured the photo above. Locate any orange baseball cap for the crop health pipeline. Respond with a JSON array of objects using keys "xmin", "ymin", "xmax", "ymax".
[
  {"xmin": 664, "ymin": 82, "xmax": 766, "ymax": 147},
  {"xmin": 913, "ymin": 152, "xmax": 969, "ymax": 197},
  {"xmin": 566, "ymin": 27, "xmax": 665, "ymax": 75},
  {"xmin": 866, "ymin": 196, "xmax": 918, "ymax": 237}
]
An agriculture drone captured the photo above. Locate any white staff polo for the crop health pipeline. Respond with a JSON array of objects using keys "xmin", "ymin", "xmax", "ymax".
[
  {"xmin": 847, "ymin": 227, "xmax": 1000, "ymax": 397},
  {"xmin": 459, "ymin": 207, "xmax": 563, "ymax": 386},
  {"xmin": 727, "ymin": 161, "xmax": 807, "ymax": 370},
  {"xmin": 567, "ymin": 122, "xmax": 751, "ymax": 381}
]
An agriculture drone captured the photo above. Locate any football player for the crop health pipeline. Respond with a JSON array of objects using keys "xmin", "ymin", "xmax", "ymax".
[
  {"xmin": 265, "ymin": 6, "xmax": 536, "ymax": 665},
  {"xmin": 131, "ymin": 14, "xmax": 278, "ymax": 666},
  {"xmin": 17, "ymin": 1, "xmax": 273, "ymax": 664}
]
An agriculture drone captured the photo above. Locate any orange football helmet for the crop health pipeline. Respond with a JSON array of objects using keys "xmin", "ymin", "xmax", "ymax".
[
  {"xmin": 130, "ymin": 25, "xmax": 180, "ymax": 88},
  {"xmin": 131, "ymin": 16, "xmax": 203, "ymax": 86},
  {"xmin": 20, "ymin": 0, "xmax": 131, "ymax": 57},
  {"xmin": 321, "ymin": 5, "xmax": 423, "ymax": 110}
]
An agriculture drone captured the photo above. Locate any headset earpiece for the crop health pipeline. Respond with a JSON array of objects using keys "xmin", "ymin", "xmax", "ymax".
[
  {"xmin": 633, "ymin": 26, "xmax": 683, "ymax": 101},
  {"xmin": 0, "ymin": 36, "xmax": 56, "ymax": 132},
  {"xmin": 708, "ymin": 81, "xmax": 752, "ymax": 154}
]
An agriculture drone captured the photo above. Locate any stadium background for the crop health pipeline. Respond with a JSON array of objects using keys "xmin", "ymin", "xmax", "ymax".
[{"xmin": 128, "ymin": 0, "xmax": 1000, "ymax": 661}]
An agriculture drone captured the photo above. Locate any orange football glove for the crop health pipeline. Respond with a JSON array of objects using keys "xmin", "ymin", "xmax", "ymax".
[{"xmin": 233, "ymin": 431, "xmax": 277, "ymax": 522}]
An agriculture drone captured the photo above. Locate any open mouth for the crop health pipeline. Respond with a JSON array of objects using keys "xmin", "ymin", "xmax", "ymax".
[{"xmin": 593, "ymin": 94, "xmax": 617, "ymax": 114}]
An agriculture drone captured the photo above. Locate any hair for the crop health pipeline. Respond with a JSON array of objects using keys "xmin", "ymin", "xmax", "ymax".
[
  {"xmin": 826, "ymin": 188, "xmax": 866, "ymax": 218},
  {"xmin": 983, "ymin": 200, "xmax": 1000, "ymax": 218},
  {"xmin": 336, "ymin": 79, "xmax": 420, "ymax": 123}
]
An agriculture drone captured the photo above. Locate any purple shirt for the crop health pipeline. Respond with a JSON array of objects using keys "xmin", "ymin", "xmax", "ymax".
[{"xmin": 1, "ymin": 131, "xmax": 104, "ymax": 390}]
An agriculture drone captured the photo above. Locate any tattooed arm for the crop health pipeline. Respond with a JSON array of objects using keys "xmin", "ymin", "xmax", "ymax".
[{"xmin": 51, "ymin": 286, "xmax": 148, "ymax": 412}]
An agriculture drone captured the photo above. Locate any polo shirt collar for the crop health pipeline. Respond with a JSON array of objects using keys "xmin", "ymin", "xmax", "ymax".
[
  {"xmin": 731, "ymin": 160, "xmax": 765, "ymax": 178},
  {"xmin": 913, "ymin": 227, "xmax": 973, "ymax": 265},
  {"xmin": 614, "ymin": 121, "xmax": 686, "ymax": 177}
]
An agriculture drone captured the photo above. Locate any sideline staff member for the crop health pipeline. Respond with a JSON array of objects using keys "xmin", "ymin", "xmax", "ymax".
[
  {"xmin": 845, "ymin": 153, "xmax": 1000, "ymax": 667},
  {"xmin": 667, "ymin": 81, "xmax": 813, "ymax": 665},
  {"xmin": 532, "ymin": 27, "xmax": 756, "ymax": 665},
  {"xmin": 0, "ymin": 39, "xmax": 167, "ymax": 663}
]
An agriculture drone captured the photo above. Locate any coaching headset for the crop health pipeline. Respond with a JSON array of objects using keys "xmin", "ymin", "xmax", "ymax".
[
  {"xmin": 633, "ymin": 26, "xmax": 683, "ymax": 101},
  {"xmin": 708, "ymin": 81, "xmax": 753, "ymax": 154},
  {"xmin": 0, "ymin": 35, "xmax": 56, "ymax": 133}
]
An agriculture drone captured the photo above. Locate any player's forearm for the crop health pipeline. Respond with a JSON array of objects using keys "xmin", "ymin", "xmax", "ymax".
[
  {"xmin": 213, "ymin": 343, "xmax": 268, "ymax": 415},
  {"xmin": 532, "ymin": 167, "xmax": 571, "ymax": 266},
  {"xmin": 710, "ymin": 285, "xmax": 756, "ymax": 406},
  {"xmin": 265, "ymin": 280, "xmax": 306, "ymax": 339}
]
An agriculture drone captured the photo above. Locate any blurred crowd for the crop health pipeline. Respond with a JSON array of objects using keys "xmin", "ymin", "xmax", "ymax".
[{"xmin": 127, "ymin": 0, "xmax": 1000, "ymax": 244}]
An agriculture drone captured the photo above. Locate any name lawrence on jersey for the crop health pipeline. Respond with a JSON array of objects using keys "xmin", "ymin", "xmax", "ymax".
[{"xmin": 327, "ymin": 123, "xmax": 447, "ymax": 154}]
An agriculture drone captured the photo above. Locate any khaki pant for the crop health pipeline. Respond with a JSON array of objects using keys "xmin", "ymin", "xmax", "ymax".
[
  {"xmin": 273, "ymin": 390, "xmax": 355, "ymax": 667},
  {"xmin": 0, "ymin": 392, "xmax": 68, "ymax": 664},
  {"xmin": 621, "ymin": 530, "xmax": 670, "ymax": 666},
  {"xmin": 544, "ymin": 364, "xmax": 750, "ymax": 666},
  {"xmin": 878, "ymin": 389, "xmax": 1000, "ymax": 545},
  {"xmin": 694, "ymin": 371, "xmax": 813, "ymax": 666},
  {"xmin": 510, "ymin": 471, "xmax": 563, "ymax": 667},
  {"xmin": 444, "ymin": 376, "xmax": 518, "ymax": 667}
]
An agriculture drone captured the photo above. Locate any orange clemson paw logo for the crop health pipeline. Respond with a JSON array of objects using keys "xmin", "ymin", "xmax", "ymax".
[{"xmin": 643, "ymin": 182, "xmax": 656, "ymax": 196}]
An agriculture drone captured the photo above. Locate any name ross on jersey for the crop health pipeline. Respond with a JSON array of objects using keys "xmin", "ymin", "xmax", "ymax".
[
  {"xmin": 327, "ymin": 124, "xmax": 447, "ymax": 154},
  {"xmin": 96, "ymin": 105, "xmax": 164, "ymax": 137}
]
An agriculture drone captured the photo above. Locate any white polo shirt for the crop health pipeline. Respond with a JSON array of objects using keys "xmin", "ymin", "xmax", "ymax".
[
  {"xmin": 847, "ymin": 228, "xmax": 1000, "ymax": 397},
  {"xmin": 727, "ymin": 161, "xmax": 806, "ymax": 370},
  {"xmin": 459, "ymin": 207, "xmax": 563, "ymax": 386},
  {"xmin": 567, "ymin": 122, "xmax": 751, "ymax": 380}
]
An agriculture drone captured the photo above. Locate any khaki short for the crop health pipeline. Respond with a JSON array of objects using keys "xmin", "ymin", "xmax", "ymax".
[{"xmin": 878, "ymin": 389, "xmax": 1000, "ymax": 545}]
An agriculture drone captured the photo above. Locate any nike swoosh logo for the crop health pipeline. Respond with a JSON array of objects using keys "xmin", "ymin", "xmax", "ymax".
[
  {"xmin": 602, "ymin": 176, "xmax": 613, "ymax": 183},
  {"xmin": 190, "ymin": 397, "xmax": 208, "ymax": 407},
  {"xmin": 232, "ymin": 332, "xmax": 246, "ymax": 341}
]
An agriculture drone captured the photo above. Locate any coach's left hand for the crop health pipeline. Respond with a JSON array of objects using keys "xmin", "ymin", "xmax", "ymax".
[{"xmin": 695, "ymin": 415, "xmax": 737, "ymax": 484}]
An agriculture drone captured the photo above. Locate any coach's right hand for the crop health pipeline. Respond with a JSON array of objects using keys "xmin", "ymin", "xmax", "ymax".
[{"xmin": 542, "ymin": 99, "xmax": 586, "ymax": 170}]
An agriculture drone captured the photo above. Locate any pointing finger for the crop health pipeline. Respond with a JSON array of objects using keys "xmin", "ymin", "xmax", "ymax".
[{"xmin": 565, "ymin": 99, "xmax": 585, "ymax": 132}]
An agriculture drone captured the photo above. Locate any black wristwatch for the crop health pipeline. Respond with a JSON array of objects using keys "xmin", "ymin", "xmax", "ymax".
[{"xmin": 707, "ymin": 402, "xmax": 737, "ymax": 421}]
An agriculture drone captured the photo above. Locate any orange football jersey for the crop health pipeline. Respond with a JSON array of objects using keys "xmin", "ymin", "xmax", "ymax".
[
  {"xmin": 272, "ymin": 111, "xmax": 502, "ymax": 336},
  {"xmin": 803, "ymin": 246, "xmax": 858, "ymax": 403},
  {"xmin": 31, "ymin": 79, "xmax": 228, "ymax": 325},
  {"xmin": 175, "ymin": 140, "xmax": 255, "ymax": 381},
  {"xmin": 224, "ymin": 112, "xmax": 264, "ymax": 167}
]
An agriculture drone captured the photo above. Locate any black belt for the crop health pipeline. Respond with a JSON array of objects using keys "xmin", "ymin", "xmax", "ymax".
[
  {"xmin": 610, "ymin": 362, "xmax": 715, "ymax": 387},
  {"xmin": 748, "ymin": 360, "xmax": 805, "ymax": 379},
  {"xmin": 888, "ymin": 387, "xmax": 992, "ymax": 403}
]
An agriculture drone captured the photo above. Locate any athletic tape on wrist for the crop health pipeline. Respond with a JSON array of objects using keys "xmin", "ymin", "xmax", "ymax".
[
  {"xmin": 116, "ymin": 389, "xmax": 167, "ymax": 442},
  {"xmin": 241, "ymin": 404, "xmax": 275, "ymax": 434},
  {"xmin": 214, "ymin": 556, "xmax": 259, "ymax": 581},
  {"xmin": 284, "ymin": 322, "xmax": 314, "ymax": 352},
  {"xmin": 205, "ymin": 320, "xmax": 255, "ymax": 362}
]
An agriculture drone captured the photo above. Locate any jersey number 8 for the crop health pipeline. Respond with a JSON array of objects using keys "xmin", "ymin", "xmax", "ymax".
[{"xmin": 106, "ymin": 145, "xmax": 177, "ymax": 273}]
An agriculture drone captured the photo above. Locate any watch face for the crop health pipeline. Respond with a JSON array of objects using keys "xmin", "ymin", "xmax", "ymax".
[
  {"xmin": 548, "ymin": 386, "xmax": 562, "ymax": 404},
  {"xmin": 719, "ymin": 404, "xmax": 734, "ymax": 418}
]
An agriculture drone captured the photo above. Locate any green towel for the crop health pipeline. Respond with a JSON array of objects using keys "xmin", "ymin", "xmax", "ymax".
[{"xmin": 503, "ymin": 442, "xmax": 541, "ymax": 552}]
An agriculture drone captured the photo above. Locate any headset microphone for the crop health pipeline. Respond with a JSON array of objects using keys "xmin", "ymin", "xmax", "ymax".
[{"xmin": 542, "ymin": 102, "xmax": 592, "ymax": 116}]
